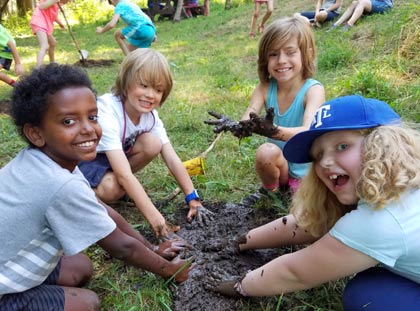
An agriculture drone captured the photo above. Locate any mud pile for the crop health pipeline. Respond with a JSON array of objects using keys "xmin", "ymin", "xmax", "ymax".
[{"xmin": 172, "ymin": 201, "xmax": 287, "ymax": 311}]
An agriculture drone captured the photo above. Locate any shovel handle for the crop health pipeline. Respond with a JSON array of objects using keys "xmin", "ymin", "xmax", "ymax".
[{"xmin": 58, "ymin": 4, "xmax": 86, "ymax": 61}]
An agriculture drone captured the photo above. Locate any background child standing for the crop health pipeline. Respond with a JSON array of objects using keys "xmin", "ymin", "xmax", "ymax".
[
  {"xmin": 79, "ymin": 48, "xmax": 212, "ymax": 241},
  {"xmin": 214, "ymin": 95, "xmax": 420, "ymax": 311},
  {"xmin": 96, "ymin": 0, "xmax": 156, "ymax": 56},
  {"xmin": 30, "ymin": 0, "xmax": 68, "ymax": 68},
  {"xmin": 249, "ymin": 0, "xmax": 273, "ymax": 37},
  {"xmin": 0, "ymin": 63, "xmax": 192, "ymax": 310},
  {"xmin": 0, "ymin": 24, "xmax": 24, "ymax": 87}
]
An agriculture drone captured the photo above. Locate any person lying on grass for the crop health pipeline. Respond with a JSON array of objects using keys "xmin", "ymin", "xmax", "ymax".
[
  {"xmin": 212, "ymin": 95, "xmax": 420, "ymax": 310},
  {"xmin": 0, "ymin": 63, "xmax": 193, "ymax": 311}
]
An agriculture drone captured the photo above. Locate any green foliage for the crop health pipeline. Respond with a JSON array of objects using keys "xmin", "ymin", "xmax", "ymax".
[{"xmin": 67, "ymin": 0, "xmax": 113, "ymax": 25}]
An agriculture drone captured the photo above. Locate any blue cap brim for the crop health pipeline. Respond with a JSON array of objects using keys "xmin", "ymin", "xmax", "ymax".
[{"xmin": 283, "ymin": 124, "xmax": 379, "ymax": 164}]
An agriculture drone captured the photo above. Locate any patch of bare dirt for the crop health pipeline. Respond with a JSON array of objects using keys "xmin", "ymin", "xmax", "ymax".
[
  {"xmin": 171, "ymin": 201, "xmax": 290, "ymax": 310},
  {"xmin": 0, "ymin": 99, "xmax": 11, "ymax": 116},
  {"xmin": 73, "ymin": 59, "xmax": 116, "ymax": 68}
]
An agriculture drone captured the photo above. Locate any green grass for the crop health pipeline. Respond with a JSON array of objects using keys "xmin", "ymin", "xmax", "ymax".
[{"xmin": 1, "ymin": 0, "xmax": 420, "ymax": 309}]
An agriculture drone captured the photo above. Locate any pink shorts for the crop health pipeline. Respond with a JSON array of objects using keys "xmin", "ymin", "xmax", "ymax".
[
  {"xmin": 288, "ymin": 177, "xmax": 300, "ymax": 193},
  {"xmin": 30, "ymin": 24, "xmax": 52, "ymax": 35}
]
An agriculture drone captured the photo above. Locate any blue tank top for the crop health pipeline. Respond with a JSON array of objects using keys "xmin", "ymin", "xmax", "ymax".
[{"xmin": 266, "ymin": 78, "xmax": 322, "ymax": 178}]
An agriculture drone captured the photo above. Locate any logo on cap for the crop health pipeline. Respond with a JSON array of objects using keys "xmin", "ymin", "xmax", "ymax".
[{"xmin": 311, "ymin": 105, "xmax": 331, "ymax": 129}]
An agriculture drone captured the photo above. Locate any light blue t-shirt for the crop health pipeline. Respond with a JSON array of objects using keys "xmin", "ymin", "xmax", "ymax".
[
  {"xmin": 115, "ymin": 0, "xmax": 154, "ymax": 33},
  {"xmin": 266, "ymin": 78, "xmax": 322, "ymax": 178},
  {"xmin": 0, "ymin": 148, "xmax": 116, "ymax": 295},
  {"xmin": 330, "ymin": 189, "xmax": 420, "ymax": 284}
]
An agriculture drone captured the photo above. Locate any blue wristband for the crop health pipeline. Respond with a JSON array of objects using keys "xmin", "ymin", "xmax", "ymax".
[{"xmin": 185, "ymin": 190, "xmax": 200, "ymax": 204}]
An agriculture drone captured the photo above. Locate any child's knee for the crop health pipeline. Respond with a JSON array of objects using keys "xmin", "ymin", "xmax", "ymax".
[
  {"xmin": 64, "ymin": 288, "xmax": 100, "ymax": 311},
  {"xmin": 60, "ymin": 253, "xmax": 93, "ymax": 286},
  {"xmin": 96, "ymin": 172, "xmax": 125, "ymax": 201},
  {"xmin": 114, "ymin": 30, "xmax": 124, "ymax": 41},
  {"xmin": 135, "ymin": 133, "xmax": 162, "ymax": 157},
  {"xmin": 256, "ymin": 143, "xmax": 281, "ymax": 161}
]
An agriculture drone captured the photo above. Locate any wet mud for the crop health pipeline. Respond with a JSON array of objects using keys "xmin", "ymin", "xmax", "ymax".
[
  {"xmin": 73, "ymin": 59, "xmax": 116, "ymax": 68},
  {"xmin": 171, "ymin": 201, "xmax": 288, "ymax": 311},
  {"xmin": 0, "ymin": 99, "xmax": 11, "ymax": 115}
]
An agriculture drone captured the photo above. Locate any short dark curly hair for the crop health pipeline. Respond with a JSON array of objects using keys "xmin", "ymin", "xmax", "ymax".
[{"xmin": 11, "ymin": 63, "xmax": 95, "ymax": 143}]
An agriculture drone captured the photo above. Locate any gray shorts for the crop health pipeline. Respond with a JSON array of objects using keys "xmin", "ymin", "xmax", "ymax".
[
  {"xmin": 0, "ymin": 259, "xmax": 64, "ymax": 311},
  {"xmin": 0, "ymin": 57, "xmax": 12, "ymax": 71}
]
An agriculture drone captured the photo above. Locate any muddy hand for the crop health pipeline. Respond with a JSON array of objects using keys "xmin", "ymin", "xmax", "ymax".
[
  {"xmin": 187, "ymin": 205, "xmax": 215, "ymax": 226},
  {"xmin": 155, "ymin": 223, "xmax": 181, "ymax": 243},
  {"xmin": 232, "ymin": 233, "xmax": 247, "ymax": 254},
  {"xmin": 206, "ymin": 267, "xmax": 246, "ymax": 298},
  {"xmin": 170, "ymin": 255, "xmax": 196, "ymax": 283},
  {"xmin": 154, "ymin": 240, "xmax": 192, "ymax": 260},
  {"xmin": 237, "ymin": 107, "xmax": 279, "ymax": 138},
  {"xmin": 204, "ymin": 111, "xmax": 248, "ymax": 137}
]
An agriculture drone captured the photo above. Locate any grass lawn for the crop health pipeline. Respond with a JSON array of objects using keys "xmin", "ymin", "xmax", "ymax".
[{"xmin": 1, "ymin": 0, "xmax": 420, "ymax": 309}]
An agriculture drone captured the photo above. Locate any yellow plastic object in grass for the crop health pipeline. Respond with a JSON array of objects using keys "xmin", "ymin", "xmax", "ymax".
[{"xmin": 183, "ymin": 156, "xmax": 205, "ymax": 176}]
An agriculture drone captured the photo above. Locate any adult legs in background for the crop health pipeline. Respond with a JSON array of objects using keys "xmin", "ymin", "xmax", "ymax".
[{"xmin": 257, "ymin": 0, "xmax": 273, "ymax": 33}]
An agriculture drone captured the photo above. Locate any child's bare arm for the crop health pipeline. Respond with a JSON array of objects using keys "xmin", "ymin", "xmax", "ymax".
[
  {"xmin": 239, "ymin": 214, "xmax": 318, "ymax": 251},
  {"xmin": 97, "ymin": 228, "xmax": 193, "ymax": 282},
  {"xmin": 105, "ymin": 149, "xmax": 168, "ymax": 239},
  {"xmin": 241, "ymin": 83, "xmax": 266, "ymax": 120},
  {"xmin": 96, "ymin": 14, "xmax": 120, "ymax": 34},
  {"xmin": 160, "ymin": 143, "xmax": 213, "ymax": 223},
  {"xmin": 39, "ymin": 0, "xmax": 59, "ymax": 10},
  {"xmin": 7, "ymin": 40, "xmax": 24, "ymax": 75},
  {"xmin": 240, "ymin": 234, "xmax": 378, "ymax": 296}
]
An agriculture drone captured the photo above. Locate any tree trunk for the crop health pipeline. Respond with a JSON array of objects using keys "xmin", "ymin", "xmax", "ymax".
[
  {"xmin": 225, "ymin": 0, "xmax": 230, "ymax": 10},
  {"xmin": 173, "ymin": 0, "xmax": 183, "ymax": 22},
  {"xmin": 16, "ymin": 0, "xmax": 32, "ymax": 17}
]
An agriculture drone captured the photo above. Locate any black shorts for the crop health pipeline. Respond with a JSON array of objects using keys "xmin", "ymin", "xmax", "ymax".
[
  {"xmin": 0, "ymin": 260, "xmax": 65, "ymax": 311},
  {"xmin": 0, "ymin": 57, "xmax": 12, "ymax": 71}
]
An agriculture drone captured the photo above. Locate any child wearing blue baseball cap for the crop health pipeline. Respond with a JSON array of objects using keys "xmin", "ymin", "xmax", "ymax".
[{"xmin": 213, "ymin": 95, "xmax": 420, "ymax": 310}]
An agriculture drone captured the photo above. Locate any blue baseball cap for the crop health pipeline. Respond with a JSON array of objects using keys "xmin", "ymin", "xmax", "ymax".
[{"xmin": 283, "ymin": 95, "xmax": 401, "ymax": 164}]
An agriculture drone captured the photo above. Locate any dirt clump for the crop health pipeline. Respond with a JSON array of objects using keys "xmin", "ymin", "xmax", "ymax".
[
  {"xmin": 171, "ymin": 201, "xmax": 289, "ymax": 311},
  {"xmin": 0, "ymin": 99, "xmax": 11, "ymax": 116},
  {"xmin": 73, "ymin": 59, "xmax": 116, "ymax": 68}
]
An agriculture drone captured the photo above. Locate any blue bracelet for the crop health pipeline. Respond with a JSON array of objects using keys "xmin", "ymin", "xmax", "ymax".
[{"xmin": 185, "ymin": 190, "xmax": 200, "ymax": 204}]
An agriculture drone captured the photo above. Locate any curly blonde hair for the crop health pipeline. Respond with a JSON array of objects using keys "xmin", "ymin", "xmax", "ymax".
[
  {"xmin": 290, "ymin": 126, "xmax": 420, "ymax": 237},
  {"xmin": 112, "ymin": 48, "xmax": 173, "ymax": 105}
]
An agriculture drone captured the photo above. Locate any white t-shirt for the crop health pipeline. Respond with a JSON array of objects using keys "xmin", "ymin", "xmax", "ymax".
[
  {"xmin": 97, "ymin": 93, "xmax": 170, "ymax": 153},
  {"xmin": 330, "ymin": 189, "xmax": 420, "ymax": 283}
]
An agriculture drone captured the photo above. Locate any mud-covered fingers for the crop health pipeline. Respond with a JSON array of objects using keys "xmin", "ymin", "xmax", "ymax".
[
  {"xmin": 191, "ymin": 206, "xmax": 214, "ymax": 227},
  {"xmin": 207, "ymin": 110, "xmax": 224, "ymax": 119},
  {"xmin": 214, "ymin": 280, "xmax": 244, "ymax": 298}
]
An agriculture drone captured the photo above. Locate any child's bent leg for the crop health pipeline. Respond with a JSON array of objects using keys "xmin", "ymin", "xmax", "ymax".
[
  {"xmin": 58, "ymin": 254, "xmax": 93, "ymax": 287},
  {"xmin": 250, "ymin": 2, "xmax": 262, "ymax": 36},
  {"xmin": 114, "ymin": 30, "xmax": 130, "ymax": 56},
  {"xmin": 63, "ymin": 287, "xmax": 100, "ymax": 311},
  {"xmin": 47, "ymin": 35, "xmax": 57, "ymax": 64},
  {"xmin": 259, "ymin": 0, "xmax": 273, "ymax": 31},
  {"xmin": 59, "ymin": 255, "xmax": 100, "ymax": 311},
  {"xmin": 128, "ymin": 132, "xmax": 162, "ymax": 172},
  {"xmin": 346, "ymin": 0, "xmax": 371, "ymax": 26},
  {"xmin": 255, "ymin": 142, "xmax": 289, "ymax": 190},
  {"xmin": 95, "ymin": 171, "xmax": 125, "ymax": 202},
  {"xmin": 35, "ymin": 31, "xmax": 49, "ymax": 68}
]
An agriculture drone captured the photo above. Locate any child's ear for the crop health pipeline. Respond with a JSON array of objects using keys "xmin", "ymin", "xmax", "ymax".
[{"xmin": 23, "ymin": 124, "xmax": 46, "ymax": 148}]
